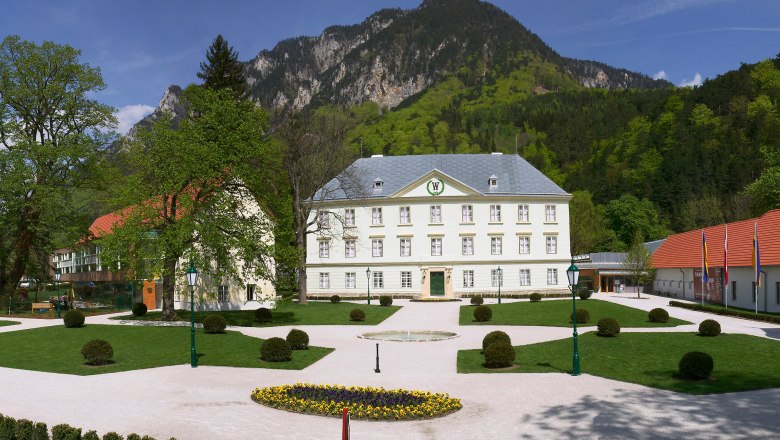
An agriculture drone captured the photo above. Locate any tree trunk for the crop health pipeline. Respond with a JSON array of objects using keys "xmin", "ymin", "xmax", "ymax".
[
  {"xmin": 296, "ymin": 224, "xmax": 308, "ymax": 305},
  {"xmin": 161, "ymin": 255, "xmax": 179, "ymax": 320}
]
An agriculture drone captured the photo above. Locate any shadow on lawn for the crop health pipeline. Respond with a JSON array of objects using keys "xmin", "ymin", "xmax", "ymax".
[{"xmin": 519, "ymin": 387, "xmax": 780, "ymax": 439}]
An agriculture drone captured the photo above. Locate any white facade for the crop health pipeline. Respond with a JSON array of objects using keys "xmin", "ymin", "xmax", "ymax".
[{"xmin": 305, "ymin": 157, "xmax": 572, "ymax": 298}]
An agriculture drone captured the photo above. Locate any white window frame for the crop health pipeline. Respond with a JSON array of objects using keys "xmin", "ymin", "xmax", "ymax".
[
  {"xmin": 490, "ymin": 204, "xmax": 502, "ymax": 222},
  {"xmin": 518, "ymin": 204, "xmax": 529, "ymax": 222},
  {"xmin": 491, "ymin": 269, "xmax": 503, "ymax": 287},
  {"xmin": 217, "ymin": 285, "xmax": 229, "ymax": 302},
  {"xmin": 400, "ymin": 238, "xmax": 411, "ymax": 257},
  {"xmin": 372, "ymin": 239, "xmax": 383, "ymax": 257},
  {"xmin": 546, "ymin": 236, "xmax": 557, "ymax": 254},
  {"xmin": 462, "ymin": 205, "xmax": 473, "ymax": 222},
  {"xmin": 318, "ymin": 211, "xmax": 330, "ymax": 229},
  {"xmin": 399, "ymin": 206, "xmax": 411, "ymax": 224},
  {"xmin": 547, "ymin": 268, "xmax": 558, "ymax": 285},
  {"xmin": 430, "ymin": 205, "xmax": 442, "ymax": 223},
  {"xmin": 463, "ymin": 270, "xmax": 474, "ymax": 288},
  {"xmin": 431, "ymin": 238, "xmax": 442, "ymax": 256},
  {"xmin": 373, "ymin": 271, "xmax": 384, "ymax": 289},
  {"xmin": 345, "ymin": 240, "xmax": 356, "ymax": 258},
  {"xmin": 345, "ymin": 272, "xmax": 356, "ymax": 289},
  {"xmin": 545, "ymin": 205, "xmax": 557, "ymax": 222},
  {"xmin": 344, "ymin": 209, "xmax": 355, "ymax": 226},
  {"xmin": 319, "ymin": 240, "xmax": 330, "ymax": 258},
  {"xmin": 462, "ymin": 237, "xmax": 474, "ymax": 255},
  {"xmin": 519, "ymin": 236, "xmax": 530, "ymax": 254},
  {"xmin": 372, "ymin": 207, "xmax": 383, "ymax": 225},
  {"xmin": 491, "ymin": 237, "xmax": 502, "ymax": 255},
  {"xmin": 401, "ymin": 271, "xmax": 412, "ymax": 288},
  {"xmin": 519, "ymin": 269, "xmax": 531, "ymax": 286},
  {"xmin": 319, "ymin": 272, "xmax": 330, "ymax": 289}
]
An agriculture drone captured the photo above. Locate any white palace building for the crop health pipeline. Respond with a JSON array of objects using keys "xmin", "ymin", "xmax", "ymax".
[{"xmin": 305, "ymin": 153, "xmax": 572, "ymax": 299}]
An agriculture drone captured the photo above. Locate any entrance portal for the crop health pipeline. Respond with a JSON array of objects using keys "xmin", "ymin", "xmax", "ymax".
[{"xmin": 430, "ymin": 272, "xmax": 445, "ymax": 296}]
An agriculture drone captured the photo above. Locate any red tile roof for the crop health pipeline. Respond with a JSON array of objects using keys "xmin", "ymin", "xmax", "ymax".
[
  {"xmin": 653, "ymin": 209, "xmax": 780, "ymax": 268},
  {"xmin": 88, "ymin": 210, "xmax": 126, "ymax": 238}
]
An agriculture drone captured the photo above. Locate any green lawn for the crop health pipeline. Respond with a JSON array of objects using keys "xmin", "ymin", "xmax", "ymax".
[
  {"xmin": 0, "ymin": 324, "xmax": 333, "ymax": 375},
  {"xmin": 457, "ymin": 332, "xmax": 780, "ymax": 394},
  {"xmin": 0, "ymin": 320, "xmax": 20, "ymax": 327},
  {"xmin": 459, "ymin": 299, "xmax": 690, "ymax": 327},
  {"xmin": 115, "ymin": 301, "xmax": 401, "ymax": 327}
]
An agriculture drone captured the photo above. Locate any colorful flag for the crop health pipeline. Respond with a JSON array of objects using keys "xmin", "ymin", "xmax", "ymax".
[
  {"xmin": 724, "ymin": 225, "xmax": 728, "ymax": 285},
  {"xmin": 702, "ymin": 229, "xmax": 709, "ymax": 283},
  {"xmin": 753, "ymin": 222, "xmax": 761, "ymax": 287}
]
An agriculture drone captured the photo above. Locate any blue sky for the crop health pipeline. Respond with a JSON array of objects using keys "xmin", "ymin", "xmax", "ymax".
[{"xmin": 3, "ymin": 0, "xmax": 778, "ymax": 133}]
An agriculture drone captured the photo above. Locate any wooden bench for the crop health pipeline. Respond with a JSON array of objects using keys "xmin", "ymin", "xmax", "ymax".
[{"xmin": 32, "ymin": 302, "xmax": 53, "ymax": 313}]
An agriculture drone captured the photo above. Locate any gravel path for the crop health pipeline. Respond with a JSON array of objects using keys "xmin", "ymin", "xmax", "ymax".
[{"xmin": 0, "ymin": 294, "xmax": 778, "ymax": 439}]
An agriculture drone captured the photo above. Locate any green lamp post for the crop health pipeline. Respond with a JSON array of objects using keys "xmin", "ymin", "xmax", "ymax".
[
  {"xmin": 366, "ymin": 267, "xmax": 371, "ymax": 305},
  {"xmin": 567, "ymin": 258, "xmax": 581, "ymax": 376},
  {"xmin": 54, "ymin": 269, "xmax": 62, "ymax": 319},
  {"xmin": 185, "ymin": 262, "xmax": 199, "ymax": 368},
  {"xmin": 496, "ymin": 266, "xmax": 503, "ymax": 304}
]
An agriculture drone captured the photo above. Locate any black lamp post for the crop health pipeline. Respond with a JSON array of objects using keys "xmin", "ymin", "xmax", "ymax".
[
  {"xmin": 366, "ymin": 267, "xmax": 371, "ymax": 305},
  {"xmin": 54, "ymin": 269, "xmax": 62, "ymax": 319},
  {"xmin": 497, "ymin": 266, "xmax": 503, "ymax": 304},
  {"xmin": 567, "ymin": 258, "xmax": 581, "ymax": 376},
  {"xmin": 186, "ymin": 262, "xmax": 198, "ymax": 368}
]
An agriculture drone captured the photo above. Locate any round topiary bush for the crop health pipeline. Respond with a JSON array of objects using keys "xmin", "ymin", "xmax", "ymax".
[
  {"xmin": 379, "ymin": 295, "xmax": 393, "ymax": 306},
  {"xmin": 679, "ymin": 351, "xmax": 714, "ymax": 380},
  {"xmin": 529, "ymin": 293, "xmax": 542, "ymax": 302},
  {"xmin": 330, "ymin": 295, "xmax": 341, "ymax": 304},
  {"xmin": 255, "ymin": 307, "xmax": 272, "ymax": 323},
  {"xmin": 203, "ymin": 314, "xmax": 227, "ymax": 334},
  {"xmin": 596, "ymin": 317, "xmax": 621, "ymax": 337},
  {"xmin": 648, "ymin": 308, "xmax": 670, "ymax": 323},
  {"xmin": 470, "ymin": 295, "xmax": 484, "ymax": 306},
  {"xmin": 260, "ymin": 337, "xmax": 292, "ymax": 362},
  {"xmin": 571, "ymin": 308, "xmax": 590, "ymax": 324},
  {"xmin": 131, "ymin": 302, "xmax": 148, "ymax": 317},
  {"xmin": 577, "ymin": 287, "xmax": 592, "ymax": 300},
  {"xmin": 482, "ymin": 330, "xmax": 511, "ymax": 352},
  {"xmin": 63, "ymin": 310, "xmax": 85, "ymax": 328},
  {"xmin": 473, "ymin": 305, "xmax": 492, "ymax": 322},
  {"xmin": 484, "ymin": 341, "xmax": 516, "ymax": 368},
  {"xmin": 286, "ymin": 329, "xmax": 309, "ymax": 350},
  {"xmin": 699, "ymin": 319, "xmax": 721, "ymax": 336},
  {"xmin": 81, "ymin": 339, "xmax": 113, "ymax": 365},
  {"xmin": 350, "ymin": 308, "xmax": 366, "ymax": 322}
]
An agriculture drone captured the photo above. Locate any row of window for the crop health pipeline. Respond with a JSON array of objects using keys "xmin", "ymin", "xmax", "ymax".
[
  {"xmin": 318, "ymin": 269, "xmax": 560, "ymax": 289},
  {"xmin": 318, "ymin": 204, "xmax": 557, "ymax": 228},
  {"xmin": 319, "ymin": 235, "xmax": 558, "ymax": 258}
]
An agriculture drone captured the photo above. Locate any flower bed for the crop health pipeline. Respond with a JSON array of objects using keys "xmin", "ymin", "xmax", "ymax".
[{"xmin": 250, "ymin": 383, "xmax": 462, "ymax": 420}]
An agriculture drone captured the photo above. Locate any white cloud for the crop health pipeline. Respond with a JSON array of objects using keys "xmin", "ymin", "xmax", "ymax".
[
  {"xmin": 115, "ymin": 104, "xmax": 155, "ymax": 134},
  {"xmin": 571, "ymin": 0, "xmax": 735, "ymax": 32},
  {"xmin": 653, "ymin": 70, "xmax": 668, "ymax": 80},
  {"xmin": 679, "ymin": 73, "xmax": 703, "ymax": 87}
]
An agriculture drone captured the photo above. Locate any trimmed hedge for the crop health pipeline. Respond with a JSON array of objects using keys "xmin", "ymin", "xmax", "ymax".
[
  {"xmin": 102, "ymin": 433, "xmax": 124, "ymax": 440},
  {"xmin": 379, "ymin": 295, "xmax": 393, "ymax": 306},
  {"xmin": 648, "ymin": 308, "xmax": 669, "ymax": 323},
  {"xmin": 52, "ymin": 424, "xmax": 82, "ymax": 440},
  {"xmin": 81, "ymin": 339, "xmax": 114, "ymax": 366},
  {"xmin": 473, "ymin": 305, "xmax": 492, "ymax": 322},
  {"xmin": 669, "ymin": 300, "xmax": 780, "ymax": 324},
  {"xmin": 679, "ymin": 351, "xmax": 714, "ymax": 380},
  {"xmin": 349, "ymin": 308, "xmax": 366, "ymax": 322},
  {"xmin": 529, "ymin": 293, "xmax": 542, "ymax": 302},
  {"xmin": 577, "ymin": 287, "xmax": 592, "ymax": 300},
  {"xmin": 596, "ymin": 318, "xmax": 620, "ymax": 337},
  {"xmin": 482, "ymin": 331, "xmax": 511, "ymax": 352},
  {"xmin": 571, "ymin": 308, "xmax": 590, "ymax": 324},
  {"xmin": 261, "ymin": 337, "xmax": 292, "ymax": 362},
  {"xmin": 254, "ymin": 307, "xmax": 272, "ymax": 323},
  {"xmin": 132, "ymin": 302, "xmax": 148, "ymax": 317},
  {"xmin": 203, "ymin": 314, "xmax": 227, "ymax": 334},
  {"xmin": 64, "ymin": 310, "xmax": 85, "ymax": 328},
  {"xmin": 0, "ymin": 413, "xmax": 161, "ymax": 440},
  {"xmin": 470, "ymin": 295, "xmax": 484, "ymax": 306},
  {"xmin": 330, "ymin": 295, "xmax": 341, "ymax": 303},
  {"xmin": 83, "ymin": 431, "xmax": 100, "ymax": 440},
  {"xmin": 286, "ymin": 329, "xmax": 309, "ymax": 350},
  {"xmin": 699, "ymin": 319, "xmax": 722, "ymax": 337},
  {"xmin": 484, "ymin": 342, "xmax": 516, "ymax": 368}
]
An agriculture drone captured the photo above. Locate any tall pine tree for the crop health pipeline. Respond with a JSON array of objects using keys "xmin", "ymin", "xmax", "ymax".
[{"xmin": 197, "ymin": 35, "xmax": 246, "ymax": 99}]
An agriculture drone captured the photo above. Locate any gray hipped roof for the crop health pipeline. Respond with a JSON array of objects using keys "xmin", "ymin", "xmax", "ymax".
[{"xmin": 315, "ymin": 153, "xmax": 569, "ymax": 201}]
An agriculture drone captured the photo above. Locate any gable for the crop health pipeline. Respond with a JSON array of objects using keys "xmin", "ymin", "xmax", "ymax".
[{"xmin": 391, "ymin": 169, "xmax": 480, "ymax": 198}]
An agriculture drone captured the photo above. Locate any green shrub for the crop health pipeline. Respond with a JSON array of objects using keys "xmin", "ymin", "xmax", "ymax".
[
  {"xmin": 679, "ymin": 351, "xmax": 714, "ymax": 380},
  {"xmin": 529, "ymin": 293, "xmax": 542, "ymax": 302},
  {"xmin": 52, "ymin": 423, "xmax": 82, "ymax": 440},
  {"xmin": 577, "ymin": 287, "xmax": 592, "ymax": 300},
  {"xmin": 596, "ymin": 318, "xmax": 620, "ymax": 337},
  {"xmin": 254, "ymin": 307, "xmax": 272, "ymax": 323},
  {"xmin": 474, "ymin": 305, "xmax": 492, "ymax": 322},
  {"xmin": 131, "ymin": 302, "xmax": 148, "ymax": 317},
  {"xmin": 83, "ymin": 430, "xmax": 100, "ymax": 440},
  {"xmin": 32, "ymin": 422, "xmax": 49, "ymax": 440},
  {"xmin": 482, "ymin": 331, "xmax": 511, "ymax": 352},
  {"xmin": 470, "ymin": 295, "xmax": 484, "ymax": 305},
  {"xmin": 203, "ymin": 314, "xmax": 227, "ymax": 334},
  {"xmin": 126, "ymin": 435, "xmax": 141, "ymax": 440},
  {"xmin": 379, "ymin": 295, "xmax": 393, "ymax": 306},
  {"xmin": 64, "ymin": 310, "xmax": 85, "ymax": 328},
  {"xmin": 571, "ymin": 308, "xmax": 590, "ymax": 324},
  {"xmin": 648, "ymin": 308, "xmax": 669, "ymax": 323},
  {"xmin": 260, "ymin": 337, "xmax": 292, "ymax": 362},
  {"xmin": 81, "ymin": 339, "xmax": 114, "ymax": 366},
  {"xmin": 668, "ymin": 300, "xmax": 780, "ymax": 324},
  {"xmin": 0, "ymin": 415, "xmax": 17, "ymax": 440},
  {"xmin": 484, "ymin": 341, "xmax": 516, "ymax": 368},
  {"xmin": 699, "ymin": 319, "xmax": 721, "ymax": 336},
  {"xmin": 286, "ymin": 329, "xmax": 309, "ymax": 350},
  {"xmin": 349, "ymin": 308, "xmax": 365, "ymax": 322},
  {"xmin": 330, "ymin": 295, "xmax": 341, "ymax": 303},
  {"xmin": 14, "ymin": 418, "xmax": 34, "ymax": 440},
  {"xmin": 102, "ymin": 433, "xmax": 123, "ymax": 440}
]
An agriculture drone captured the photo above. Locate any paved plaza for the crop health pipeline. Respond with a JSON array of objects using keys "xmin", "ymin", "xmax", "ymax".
[{"xmin": 1, "ymin": 294, "xmax": 779, "ymax": 439}]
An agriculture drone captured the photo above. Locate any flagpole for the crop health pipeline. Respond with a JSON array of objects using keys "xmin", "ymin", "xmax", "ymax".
[
  {"xmin": 701, "ymin": 229, "xmax": 705, "ymax": 307},
  {"xmin": 724, "ymin": 224, "xmax": 728, "ymax": 309}
]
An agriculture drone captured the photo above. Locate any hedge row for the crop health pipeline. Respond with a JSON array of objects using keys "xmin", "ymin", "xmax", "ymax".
[
  {"xmin": 461, "ymin": 292, "xmax": 571, "ymax": 300},
  {"xmin": 0, "ymin": 413, "xmax": 174, "ymax": 440},
  {"xmin": 668, "ymin": 301, "xmax": 780, "ymax": 324},
  {"xmin": 307, "ymin": 294, "xmax": 415, "ymax": 301}
]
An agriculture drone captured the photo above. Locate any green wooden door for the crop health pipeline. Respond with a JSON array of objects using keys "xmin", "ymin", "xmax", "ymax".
[{"xmin": 430, "ymin": 272, "xmax": 445, "ymax": 296}]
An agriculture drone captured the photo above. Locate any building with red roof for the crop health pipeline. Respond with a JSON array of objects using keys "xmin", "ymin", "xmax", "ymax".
[{"xmin": 652, "ymin": 209, "xmax": 780, "ymax": 313}]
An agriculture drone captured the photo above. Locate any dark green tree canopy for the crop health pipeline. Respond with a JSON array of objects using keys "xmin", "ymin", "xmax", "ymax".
[{"xmin": 197, "ymin": 35, "xmax": 246, "ymax": 99}]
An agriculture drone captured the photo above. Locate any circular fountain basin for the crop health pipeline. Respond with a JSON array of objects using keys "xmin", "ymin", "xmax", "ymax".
[{"xmin": 358, "ymin": 330, "xmax": 459, "ymax": 342}]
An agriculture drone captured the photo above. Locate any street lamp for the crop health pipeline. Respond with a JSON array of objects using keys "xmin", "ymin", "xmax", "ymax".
[
  {"xmin": 54, "ymin": 269, "xmax": 62, "ymax": 319},
  {"xmin": 567, "ymin": 258, "xmax": 581, "ymax": 376},
  {"xmin": 496, "ymin": 266, "xmax": 503, "ymax": 304},
  {"xmin": 186, "ymin": 261, "xmax": 199, "ymax": 368},
  {"xmin": 366, "ymin": 267, "xmax": 371, "ymax": 305}
]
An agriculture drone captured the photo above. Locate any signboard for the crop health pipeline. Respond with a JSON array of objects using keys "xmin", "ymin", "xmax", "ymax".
[
  {"xmin": 426, "ymin": 178, "xmax": 445, "ymax": 196},
  {"xmin": 693, "ymin": 268, "xmax": 723, "ymax": 304}
]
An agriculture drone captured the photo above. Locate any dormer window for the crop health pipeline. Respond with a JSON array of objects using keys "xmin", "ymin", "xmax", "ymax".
[
  {"xmin": 374, "ymin": 178, "xmax": 384, "ymax": 190},
  {"xmin": 489, "ymin": 175, "xmax": 498, "ymax": 188}
]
